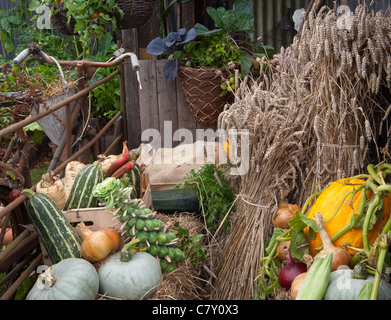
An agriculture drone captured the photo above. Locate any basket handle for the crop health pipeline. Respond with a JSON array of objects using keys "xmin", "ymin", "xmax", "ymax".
[{"xmin": 49, "ymin": 55, "xmax": 68, "ymax": 91}]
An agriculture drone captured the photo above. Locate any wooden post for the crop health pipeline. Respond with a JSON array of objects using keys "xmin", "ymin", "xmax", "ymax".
[{"xmin": 122, "ymin": 28, "xmax": 142, "ymax": 149}]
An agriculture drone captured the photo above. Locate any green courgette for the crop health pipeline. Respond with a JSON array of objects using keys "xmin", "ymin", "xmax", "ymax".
[{"xmin": 152, "ymin": 189, "xmax": 199, "ymax": 213}]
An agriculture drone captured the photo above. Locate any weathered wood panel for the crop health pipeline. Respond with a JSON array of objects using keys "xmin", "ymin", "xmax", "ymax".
[
  {"xmin": 138, "ymin": 60, "xmax": 159, "ymax": 132},
  {"xmin": 122, "ymin": 28, "xmax": 141, "ymax": 149},
  {"xmin": 135, "ymin": 60, "xmax": 216, "ymax": 150},
  {"xmin": 155, "ymin": 60, "xmax": 179, "ymax": 148}
]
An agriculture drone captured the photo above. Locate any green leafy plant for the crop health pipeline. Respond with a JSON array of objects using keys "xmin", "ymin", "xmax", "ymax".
[
  {"xmin": 172, "ymin": 221, "xmax": 209, "ymax": 267},
  {"xmin": 42, "ymin": 0, "xmax": 123, "ymax": 57},
  {"xmin": 148, "ymin": 0, "xmax": 276, "ymax": 96},
  {"xmin": 0, "ymin": 0, "xmax": 30, "ymax": 56},
  {"xmin": 174, "ymin": 163, "xmax": 236, "ymax": 233},
  {"xmin": 205, "ymin": 1, "xmax": 255, "ymax": 34},
  {"xmin": 86, "ymin": 33, "xmax": 121, "ymax": 123}
]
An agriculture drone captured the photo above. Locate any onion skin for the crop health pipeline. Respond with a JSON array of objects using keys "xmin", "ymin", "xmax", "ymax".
[
  {"xmin": 78, "ymin": 222, "xmax": 121, "ymax": 263},
  {"xmin": 273, "ymin": 200, "xmax": 301, "ymax": 229},
  {"xmin": 104, "ymin": 228, "xmax": 121, "ymax": 250},
  {"xmin": 1, "ymin": 228, "xmax": 13, "ymax": 244},
  {"xmin": 315, "ymin": 212, "xmax": 351, "ymax": 271},
  {"xmin": 278, "ymin": 247, "xmax": 307, "ymax": 290},
  {"xmin": 290, "ymin": 272, "xmax": 307, "ymax": 300}
]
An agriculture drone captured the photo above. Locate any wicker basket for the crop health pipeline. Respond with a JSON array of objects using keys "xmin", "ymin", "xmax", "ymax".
[
  {"xmin": 115, "ymin": 0, "xmax": 154, "ymax": 29},
  {"xmin": 177, "ymin": 65, "xmax": 233, "ymax": 126}
]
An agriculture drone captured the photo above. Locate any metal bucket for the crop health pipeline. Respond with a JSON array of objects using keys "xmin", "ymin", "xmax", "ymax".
[{"xmin": 30, "ymin": 88, "xmax": 75, "ymax": 146}]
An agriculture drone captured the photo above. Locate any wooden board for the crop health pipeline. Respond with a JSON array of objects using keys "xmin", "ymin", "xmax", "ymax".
[
  {"xmin": 139, "ymin": 60, "xmax": 160, "ymax": 133},
  {"xmin": 122, "ymin": 28, "xmax": 141, "ymax": 150},
  {"xmin": 155, "ymin": 60, "xmax": 179, "ymax": 148},
  {"xmin": 127, "ymin": 58, "xmax": 218, "ymax": 148}
]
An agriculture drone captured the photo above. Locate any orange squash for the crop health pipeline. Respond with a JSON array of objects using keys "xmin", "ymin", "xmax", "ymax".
[{"xmin": 303, "ymin": 178, "xmax": 391, "ymax": 257}]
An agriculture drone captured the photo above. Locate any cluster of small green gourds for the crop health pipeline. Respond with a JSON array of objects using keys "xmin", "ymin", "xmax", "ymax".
[{"xmin": 93, "ymin": 177, "xmax": 185, "ymax": 272}]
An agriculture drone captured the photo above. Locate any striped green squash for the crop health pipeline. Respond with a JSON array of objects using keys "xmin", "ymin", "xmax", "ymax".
[
  {"xmin": 122, "ymin": 163, "xmax": 142, "ymax": 198},
  {"xmin": 23, "ymin": 189, "xmax": 82, "ymax": 264},
  {"xmin": 130, "ymin": 163, "xmax": 142, "ymax": 198},
  {"xmin": 64, "ymin": 161, "xmax": 104, "ymax": 210}
]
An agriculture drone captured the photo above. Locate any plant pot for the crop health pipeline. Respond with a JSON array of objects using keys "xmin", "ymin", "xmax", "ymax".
[
  {"xmin": 115, "ymin": 0, "xmax": 154, "ymax": 29},
  {"xmin": 177, "ymin": 65, "xmax": 234, "ymax": 126}
]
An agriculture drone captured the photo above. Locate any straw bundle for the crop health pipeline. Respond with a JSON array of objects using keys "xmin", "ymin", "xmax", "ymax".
[
  {"xmin": 148, "ymin": 212, "xmax": 208, "ymax": 300},
  {"xmin": 212, "ymin": 4, "xmax": 391, "ymax": 300}
]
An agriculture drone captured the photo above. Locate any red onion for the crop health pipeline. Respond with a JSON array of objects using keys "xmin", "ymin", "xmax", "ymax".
[{"xmin": 278, "ymin": 247, "xmax": 307, "ymax": 289}]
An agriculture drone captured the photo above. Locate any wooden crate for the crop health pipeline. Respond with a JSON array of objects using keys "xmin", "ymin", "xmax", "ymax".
[{"xmin": 39, "ymin": 173, "xmax": 152, "ymax": 266}]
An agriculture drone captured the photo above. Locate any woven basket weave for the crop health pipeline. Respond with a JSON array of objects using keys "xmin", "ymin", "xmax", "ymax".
[
  {"xmin": 177, "ymin": 65, "xmax": 233, "ymax": 126},
  {"xmin": 115, "ymin": 0, "xmax": 154, "ymax": 29}
]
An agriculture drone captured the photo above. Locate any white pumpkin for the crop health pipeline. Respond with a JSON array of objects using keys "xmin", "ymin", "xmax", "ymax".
[
  {"xmin": 98, "ymin": 251, "xmax": 161, "ymax": 300},
  {"xmin": 323, "ymin": 268, "xmax": 391, "ymax": 300},
  {"xmin": 27, "ymin": 258, "xmax": 99, "ymax": 300}
]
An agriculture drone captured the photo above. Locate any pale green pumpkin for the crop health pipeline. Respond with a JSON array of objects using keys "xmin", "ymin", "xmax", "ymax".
[
  {"xmin": 27, "ymin": 258, "xmax": 99, "ymax": 300},
  {"xmin": 323, "ymin": 268, "xmax": 391, "ymax": 300},
  {"xmin": 98, "ymin": 251, "xmax": 162, "ymax": 300}
]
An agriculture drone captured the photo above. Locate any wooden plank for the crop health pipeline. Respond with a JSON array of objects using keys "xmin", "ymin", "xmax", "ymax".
[
  {"xmin": 156, "ymin": 60, "xmax": 179, "ymax": 148},
  {"xmin": 139, "ymin": 60, "xmax": 160, "ymax": 133},
  {"xmin": 122, "ymin": 28, "xmax": 142, "ymax": 149}
]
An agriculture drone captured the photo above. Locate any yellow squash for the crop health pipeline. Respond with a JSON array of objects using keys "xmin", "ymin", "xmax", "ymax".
[{"xmin": 303, "ymin": 178, "xmax": 391, "ymax": 257}]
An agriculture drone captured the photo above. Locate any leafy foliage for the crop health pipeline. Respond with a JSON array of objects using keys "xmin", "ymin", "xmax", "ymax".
[
  {"xmin": 147, "ymin": 0, "xmax": 274, "ymax": 97},
  {"xmin": 174, "ymin": 163, "xmax": 236, "ymax": 233},
  {"xmin": 86, "ymin": 33, "xmax": 121, "ymax": 123},
  {"xmin": 183, "ymin": 31, "xmax": 241, "ymax": 69},
  {"xmin": 172, "ymin": 221, "xmax": 209, "ymax": 267},
  {"xmin": 205, "ymin": 0, "xmax": 255, "ymax": 34},
  {"xmin": 147, "ymin": 26, "xmax": 196, "ymax": 80},
  {"xmin": 0, "ymin": 0, "xmax": 31, "ymax": 55},
  {"xmin": 41, "ymin": 0, "xmax": 123, "ymax": 57}
]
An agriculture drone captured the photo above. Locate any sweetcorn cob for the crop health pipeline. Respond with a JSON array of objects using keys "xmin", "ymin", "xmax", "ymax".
[{"xmin": 295, "ymin": 252, "xmax": 333, "ymax": 300}]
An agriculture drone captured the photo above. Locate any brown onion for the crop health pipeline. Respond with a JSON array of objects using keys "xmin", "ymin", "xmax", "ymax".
[
  {"xmin": 315, "ymin": 212, "xmax": 351, "ymax": 271},
  {"xmin": 290, "ymin": 272, "xmax": 307, "ymax": 300},
  {"xmin": 78, "ymin": 222, "xmax": 121, "ymax": 263},
  {"xmin": 272, "ymin": 200, "xmax": 301, "ymax": 229}
]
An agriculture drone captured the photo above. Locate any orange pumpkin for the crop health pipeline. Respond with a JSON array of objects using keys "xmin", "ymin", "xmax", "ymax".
[{"xmin": 303, "ymin": 178, "xmax": 391, "ymax": 257}]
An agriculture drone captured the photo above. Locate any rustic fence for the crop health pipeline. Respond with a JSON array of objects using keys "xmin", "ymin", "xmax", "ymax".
[{"xmin": 125, "ymin": 59, "xmax": 217, "ymax": 150}]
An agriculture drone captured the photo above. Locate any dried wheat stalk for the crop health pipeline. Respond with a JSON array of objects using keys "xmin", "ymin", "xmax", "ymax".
[{"xmin": 212, "ymin": 4, "xmax": 391, "ymax": 300}]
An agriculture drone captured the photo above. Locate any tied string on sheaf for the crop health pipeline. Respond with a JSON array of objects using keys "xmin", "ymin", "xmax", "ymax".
[
  {"xmin": 236, "ymin": 194, "xmax": 276, "ymax": 247},
  {"xmin": 239, "ymin": 195, "xmax": 273, "ymax": 210}
]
